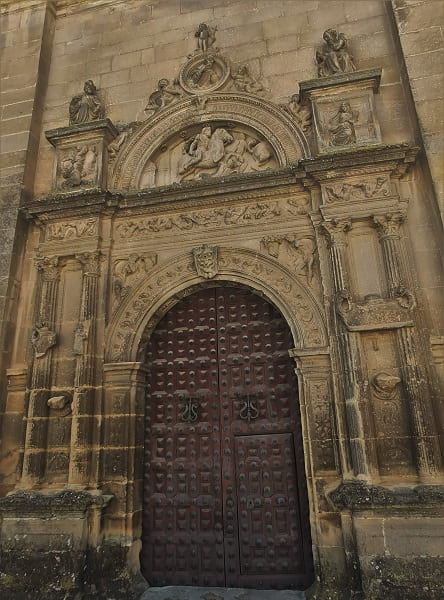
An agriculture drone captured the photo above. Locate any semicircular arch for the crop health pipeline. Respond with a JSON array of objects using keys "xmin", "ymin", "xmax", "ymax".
[
  {"xmin": 110, "ymin": 94, "xmax": 310, "ymax": 190},
  {"xmin": 106, "ymin": 247, "xmax": 327, "ymax": 363}
]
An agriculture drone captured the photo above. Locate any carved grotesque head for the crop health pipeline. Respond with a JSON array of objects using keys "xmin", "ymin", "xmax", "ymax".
[{"xmin": 193, "ymin": 244, "xmax": 219, "ymax": 279}]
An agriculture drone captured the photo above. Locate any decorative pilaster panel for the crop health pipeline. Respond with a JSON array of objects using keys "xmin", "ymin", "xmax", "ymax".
[
  {"xmin": 21, "ymin": 257, "xmax": 61, "ymax": 486},
  {"xmin": 68, "ymin": 252, "xmax": 101, "ymax": 489},
  {"xmin": 101, "ymin": 362, "xmax": 148, "ymax": 540},
  {"xmin": 373, "ymin": 213, "xmax": 442, "ymax": 478},
  {"xmin": 321, "ymin": 220, "xmax": 376, "ymax": 479}
]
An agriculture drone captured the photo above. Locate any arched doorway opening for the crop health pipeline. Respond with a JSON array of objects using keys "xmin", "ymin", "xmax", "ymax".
[{"xmin": 140, "ymin": 284, "xmax": 314, "ymax": 590}]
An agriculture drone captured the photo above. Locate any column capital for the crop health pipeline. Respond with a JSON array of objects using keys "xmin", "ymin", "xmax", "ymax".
[
  {"xmin": 76, "ymin": 251, "xmax": 101, "ymax": 276},
  {"xmin": 373, "ymin": 211, "xmax": 405, "ymax": 238},
  {"xmin": 320, "ymin": 218, "xmax": 352, "ymax": 246},
  {"xmin": 34, "ymin": 255, "xmax": 60, "ymax": 281}
]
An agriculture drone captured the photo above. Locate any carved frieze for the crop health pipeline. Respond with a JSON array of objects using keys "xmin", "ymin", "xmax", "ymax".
[
  {"xmin": 323, "ymin": 176, "xmax": 391, "ymax": 204},
  {"xmin": 45, "ymin": 218, "xmax": 98, "ymax": 242},
  {"xmin": 192, "ymin": 244, "xmax": 219, "ymax": 279}
]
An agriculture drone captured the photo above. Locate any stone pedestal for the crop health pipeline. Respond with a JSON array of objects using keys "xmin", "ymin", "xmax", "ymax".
[
  {"xmin": 299, "ymin": 69, "xmax": 382, "ymax": 155},
  {"xmin": 0, "ymin": 490, "xmax": 112, "ymax": 599},
  {"xmin": 45, "ymin": 119, "xmax": 118, "ymax": 192}
]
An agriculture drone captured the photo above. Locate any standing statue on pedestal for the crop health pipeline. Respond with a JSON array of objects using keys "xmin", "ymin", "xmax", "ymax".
[
  {"xmin": 316, "ymin": 29, "xmax": 356, "ymax": 77},
  {"xmin": 195, "ymin": 23, "xmax": 217, "ymax": 53},
  {"xmin": 69, "ymin": 80, "xmax": 104, "ymax": 125}
]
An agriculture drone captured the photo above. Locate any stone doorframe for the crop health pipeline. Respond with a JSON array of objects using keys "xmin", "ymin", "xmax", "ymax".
[{"xmin": 102, "ymin": 247, "xmax": 349, "ymax": 594}]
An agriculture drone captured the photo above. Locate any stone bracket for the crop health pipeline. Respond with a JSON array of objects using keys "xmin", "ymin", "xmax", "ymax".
[{"xmin": 338, "ymin": 297, "xmax": 414, "ymax": 331}]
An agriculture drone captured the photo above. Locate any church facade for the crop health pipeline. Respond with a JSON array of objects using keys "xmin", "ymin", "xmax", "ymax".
[{"xmin": 0, "ymin": 1, "xmax": 443, "ymax": 598}]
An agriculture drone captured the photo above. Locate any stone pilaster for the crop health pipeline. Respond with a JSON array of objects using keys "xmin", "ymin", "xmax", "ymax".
[
  {"xmin": 321, "ymin": 219, "xmax": 376, "ymax": 479},
  {"xmin": 21, "ymin": 256, "xmax": 61, "ymax": 486},
  {"xmin": 68, "ymin": 252, "xmax": 101, "ymax": 489},
  {"xmin": 374, "ymin": 213, "xmax": 442, "ymax": 478}
]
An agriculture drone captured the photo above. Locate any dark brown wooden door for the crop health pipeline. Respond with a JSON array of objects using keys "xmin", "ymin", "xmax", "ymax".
[{"xmin": 141, "ymin": 287, "xmax": 313, "ymax": 589}]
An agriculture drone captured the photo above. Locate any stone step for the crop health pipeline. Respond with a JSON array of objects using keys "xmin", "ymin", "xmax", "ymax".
[{"xmin": 140, "ymin": 586, "xmax": 307, "ymax": 600}]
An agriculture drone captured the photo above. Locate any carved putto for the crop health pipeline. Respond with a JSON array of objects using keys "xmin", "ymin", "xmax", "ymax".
[
  {"xmin": 58, "ymin": 144, "xmax": 98, "ymax": 188},
  {"xmin": 232, "ymin": 64, "xmax": 264, "ymax": 94},
  {"xmin": 316, "ymin": 28, "xmax": 356, "ymax": 77},
  {"xmin": 113, "ymin": 253, "xmax": 157, "ymax": 302},
  {"xmin": 194, "ymin": 22, "xmax": 218, "ymax": 53},
  {"xmin": 261, "ymin": 234, "xmax": 316, "ymax": 283},
  {"xmin": 31, "ymin": 322, "xmax": 57, "ymax": 358},
  {"xmin": 145, "ymin": 79, "xmax": 181, "ymax": 113},
  {"xmin": 192, "ymin": 244, "xmax": 219, "ymax": 279},
  {"xmin": 69, "ymin": 80, "xmax": 104, "ymax": 125}
]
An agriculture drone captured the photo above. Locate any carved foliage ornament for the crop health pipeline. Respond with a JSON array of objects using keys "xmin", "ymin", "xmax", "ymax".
[
  {"xmin": 192, "ymin": 244, "xmax": 219, "ymax": 279},
  {"xmin": 315, "ymin": 28, "xmax": 356, "ymax": 77}
]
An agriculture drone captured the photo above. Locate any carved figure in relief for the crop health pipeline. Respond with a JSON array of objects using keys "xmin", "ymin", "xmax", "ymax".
[
  {"xmin": 261, "ymin": 235, "xmax": 316, "ymax": 283},
  {"xmin": 73, "ymin": 320, "xmax": 90, "ymax": 355},
  {"xmin": 195, "ymin": 23, "xmax": 217, "ymax": 53},
  {"xmin": 145, "ymin": 78, "xmax": 181, "ymax": 112},
  {"xmin": 286, "ymin": 94, "xmax": 312, "ymax": 133},
  {"xmin": 232, "ymin": 64, "xmax": 264, "ymax": 94},
  {"xmin": 69, "ymin": 80, "xmax": 104, "ymax": 125},
  {"xmin": 192, "ymin": 244, "xmax": 219, "ymax": 279},
  {"xmin": 31, "ymin": 322, "xmax": 57, "ymax": 358},
  {"xmin": 59, "ymin": 144, "xmax": 97, "ymax": 188},
  {"xmin": 178, "ymin": 126, "xmax": 232, "ymax": 177},
  {"xmin": 113, "ymin": 254, "xmax": 157, "ymax": 301},
  {"xmin": 316, "ymin": 29, "xmax": 356, "ymax": 77},
  {"xmin": 108, "ymin": 122, "xmax": 139, "ymax": 160},
  {"xmin": 328, "ymin": 102, "xmax": 358, "ymax": 146},
  {"xmin": 189, "ymin": 55, "xmax": 221, "ymax": 88}
]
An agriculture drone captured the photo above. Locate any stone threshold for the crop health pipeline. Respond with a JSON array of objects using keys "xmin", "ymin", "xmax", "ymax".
[{"xmin": 140, "ymin": 587, "xmax": 306, "ymax": 600}]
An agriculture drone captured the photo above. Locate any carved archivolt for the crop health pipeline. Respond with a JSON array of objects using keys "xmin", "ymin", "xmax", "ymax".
[
  {"xmin": 106, "ymin": 247, "xmax": 327, "ymax": 363},
  {"xmin": 110, "ymin": 94, "xmax": 309, "ymax": 190}
]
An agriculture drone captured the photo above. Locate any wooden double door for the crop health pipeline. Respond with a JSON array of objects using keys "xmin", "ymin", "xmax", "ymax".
[{"xmin": 141, "ymin": 287, "xmax": 313, "ymax": 589}]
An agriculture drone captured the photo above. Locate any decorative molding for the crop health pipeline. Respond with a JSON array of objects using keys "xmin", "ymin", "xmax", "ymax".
[{"xmin": 106, "ymin": 248, "xmax": 326, "ymax": 363}]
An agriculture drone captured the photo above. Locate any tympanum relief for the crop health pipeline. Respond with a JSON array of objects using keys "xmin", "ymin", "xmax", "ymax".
[{"xmin": 139, "ymin": 124, "xmax": 276, "ymax": 187}]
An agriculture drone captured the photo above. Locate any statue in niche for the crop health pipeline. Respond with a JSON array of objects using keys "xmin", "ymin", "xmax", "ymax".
[
  {"xmin": 328, "ymin": 102, "xmax": 359, "ymax": 146},
  {"xmin": 145, "ymin": 78, "xmax": 181, "ymax": 112},
  {"xmin": 195, "ymin": 23, "xmax": 217, "ymax": 53},
  {"xmin": 316, "ymin": 29, "xmax": 356, "ymax": 77},
  {"xmin": 59, "ymin": 144, "xmax": 97, "ymax": 187},
  {"xmin": 188, "ymin": 55, "xmax": 221, "ymax": 88},
  {"xmin": 232, "ymin": 64, "xmax": 263, "ymax": 94},
  {"xmin": 193, "ymin": 244, "xmax": 219, "ymax": 279},
  {"xmin": 69, "ymin": 80, "xmax": 104, "ymax": 125}
]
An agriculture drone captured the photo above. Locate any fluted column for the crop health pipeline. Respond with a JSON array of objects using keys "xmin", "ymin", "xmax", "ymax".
[
  {"xmin": 322, "ymin": 219, "xmax": 374, "ymax": 478},
  {"xmin": 21, "ymin": 256, "xmax": 60, "ymax": 486},
  {"xmin": 68, "ymin": 252, "xmax": 100, "ymax": 489},
  {"xmin": 374, "ymin": 213, "xmax": 441, "ymax": 478}
]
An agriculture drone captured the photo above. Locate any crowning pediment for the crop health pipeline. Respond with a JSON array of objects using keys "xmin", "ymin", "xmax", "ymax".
[{"xmin": 108, "ymin": 24, "xmax": 310, "ymax": 191}]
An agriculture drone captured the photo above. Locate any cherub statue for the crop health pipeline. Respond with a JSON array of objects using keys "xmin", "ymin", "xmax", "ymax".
[
  {"xmin": 145, "ymin": 78, "xmax": 181, "ymax": 112},
  {"xmin": 69, "ymin": 80, "xmax": 104, "ymax": 125},
  {"xmin": 195, "ymin": 23, "xmax": 217, "ymax": 53},
  {"xmin": 316, "ymin": 29, "xmax": 356, "ymax": 77}
]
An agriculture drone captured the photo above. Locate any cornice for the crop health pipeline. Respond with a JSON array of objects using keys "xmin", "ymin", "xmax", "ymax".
[
  {"xmin": 23, "ymin": 168, "xmax": 307, "ymax": 222},
  {"xmin": 300, "ymin": 144, "xmax": 420, "ymax": 182}
]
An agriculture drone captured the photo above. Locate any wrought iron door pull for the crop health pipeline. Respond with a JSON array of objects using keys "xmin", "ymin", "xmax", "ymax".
[
  {"xmin": 239, "ymin": 395, "xmax": 259, "ymax": 422},
  {"xmin": 181, "ymin": 397, "xmax": 199, "ymax": 423}
]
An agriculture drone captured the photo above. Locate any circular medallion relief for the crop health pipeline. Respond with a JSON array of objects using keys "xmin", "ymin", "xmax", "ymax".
[{"xmin": 179, "ymin": 52, "xmax": 230, "ymax": 94}]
